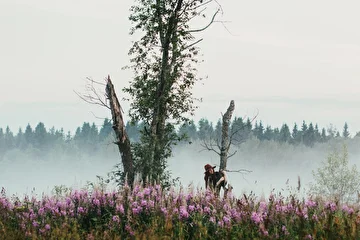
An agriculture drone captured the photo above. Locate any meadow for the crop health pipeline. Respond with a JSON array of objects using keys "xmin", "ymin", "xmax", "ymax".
[{"xmin": 1, "ymin": 183, "xmax": 359, "ymax": 240}]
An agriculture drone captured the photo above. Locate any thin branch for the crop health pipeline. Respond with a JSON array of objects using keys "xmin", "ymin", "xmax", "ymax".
[
  {"xmin": 225, "ymin": 169, "xmax": 252, "ymax": 174},
  {"xmin": 74, "ymin": 77, "xmax": 110, "ymax": 109},
  {"xmin": 86, "ymin": 77, "xmax": 107, "ymax": 86},
  {"xmin": 74, "ymin": 90, "xmax": 110, "ymax": 110},
  {"xmin": 213, "ymin": 0, "xmax": 224, "ymax": 15},
  {"xmin": 90, "ymin": 111, "xmax": 110, "ymax": 121},
  {"xmin": 183, "ymin": 38, "xmax": 203, "ymax": 50},
  {"xmin": 200, "ymin": 140, "xmax": 221, "ymax": 155},
  {"xmin": 187, "ymin": 8, "xmax": 220, "ymax": 33},
  {"xmin": 227, "ymin": 150, "xmax": 237, "ymax": 159}
]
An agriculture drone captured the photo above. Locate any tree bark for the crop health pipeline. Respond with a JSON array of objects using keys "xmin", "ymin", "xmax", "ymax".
[
  {"xmin": 105, "ymin": 75, "xmax": 134, "ymax": 186},
  {"xmin": 220, "ymin": 100, "xmax": 235, "ymax": 171}
]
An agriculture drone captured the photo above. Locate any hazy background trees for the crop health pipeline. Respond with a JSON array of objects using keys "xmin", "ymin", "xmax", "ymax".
[{"xmin": 0, "ymin": 119, "xmax": 357, "ymax": 162}]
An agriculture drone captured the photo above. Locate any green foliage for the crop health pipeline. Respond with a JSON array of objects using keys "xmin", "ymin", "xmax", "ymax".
[
  {"xmin": 310, "ymin": 144, "xmax": 360, "ymax": 203},
  {"xmin": 121, "ymin": 0, "xmax": 217, "ymax": 186},
  {"xmin": 343, "ymin": 122, "xmax": 350, "ymax": 138}
]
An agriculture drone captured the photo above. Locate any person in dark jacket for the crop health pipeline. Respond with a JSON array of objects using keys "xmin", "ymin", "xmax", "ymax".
[{"xmin": 204, "ymin": 164, "xmax": 230, "ymax": 196}]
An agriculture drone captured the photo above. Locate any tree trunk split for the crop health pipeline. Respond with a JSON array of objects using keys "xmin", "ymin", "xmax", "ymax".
[
  {"xmin": 105, "ymin": 75, "xmax": 134, "ymax": 186},
  {"xmin": 220, "ymin": 100, "xmax": 235, "ymax": 171}
]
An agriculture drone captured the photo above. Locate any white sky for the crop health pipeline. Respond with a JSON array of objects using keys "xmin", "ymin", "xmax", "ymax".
[{"xmin": 1, "ymin": 0, "xmax": 360, "ymax": 135}]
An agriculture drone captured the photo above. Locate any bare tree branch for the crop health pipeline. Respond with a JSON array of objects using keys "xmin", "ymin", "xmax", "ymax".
[
  {"xmin": 183, "ymin": 38, "xmax": 203, "ymax": 50},
  {"xmin": 187, "ymin": 8, "xmax": 220, "ymax": 33},
  {"xmin": 74, "ymin": 77, "xmax": 110, "ymax": 110},
  {"xmin": 227, "ymin": 150, "xmax": 237, "ymax": 159},
  {"xmin": 200, "ymin": 139, "xmax": 221, "ymax": 155},
  {"xmin": 225, "ymin": 169, "xmax": 252, "ymax": 174}
]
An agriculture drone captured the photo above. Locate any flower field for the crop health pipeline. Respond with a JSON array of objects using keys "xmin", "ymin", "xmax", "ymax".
[{"xmin": 0, "ymin": 184, "xmax": 359, "ymax": 239}]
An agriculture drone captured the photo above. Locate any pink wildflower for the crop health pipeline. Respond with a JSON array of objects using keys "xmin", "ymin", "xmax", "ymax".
[
  {"xmin": 223, "ymin": 216, "xmax": 231, "ymax": 225},
  {"xmin": 188, "ymin": 205, "xmax": 195, "ymax": 213},
  {"xmin": 116, "ymin": 204, "xmax": 125, "ymax": 214},
  {"xmin": 251, "ymin": 212, "xmax": 263, "ymax": 224},
  {"xmin": 93, "ymin": 198, "xmax": 100, "ymax": 207},
  {"xmin": 45, "ymin": 224, "xmax": 51, "ymax": 230},
  {"xmin": 305, "ymin": 199, "xmax": 317, "ymax": 208},
  {"xmin": 143, "ymin": 187, "xmax": 151, "ymax": 196},
  {"xmin": 179, "ymin": 206, "xmax": 189, "ymax": 219},
  {"xmin": 141, "ymin": 200, "xmax": 147, "ymax": 207},
  {"xmin": 32, "ymin": 221, "xmax": 39, "ymax": 228},
  {"xmin": 112, "ymin": 215, "xmax": 120, "ymax": 223},
  {"xmin": 203, "ymin": 206, "xmax": 211, "ymax": 214}
]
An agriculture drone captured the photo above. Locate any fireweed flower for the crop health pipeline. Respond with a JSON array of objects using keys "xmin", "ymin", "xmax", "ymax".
[
  {"xmin": 186, "ymin": 193, "xmax": 193, "ymax": 201},
  {"xmin": 141, "ymin": 200, "xmax": 147, "ymax": 207},
  {"xmin": 342, "ymin": 205, "xmax": 354, "ymax": 214},
  {"xmin": 305, "ymin": 234, "xmax": 313, "ymax": 239},
  {"xmin": 112, "ymin": 215, "xmax": 120, "ymax": 223},
  {"xmin": 143, "ymin": 187, "xmax": 151, "ymax": 196},
  {"xmin": 188, "ymin": 205, "xmax": 195, "ymax": 213},
  {"xmin": 32, "ymin": 221, "xmax": 40, "ymax": 228},
  {"xmin": 161, "ymin": 207, "xmax": 168, "ymax": 216},
  {"xmin": 259, "ymin": 201, "xmax": 267, "ymax": 212},
  {"xmin": 93, "ymin": 198, "xmax": 101, "ymax": 207},
  {"xmin": 251, "ymin": 212, "xmax": 262, "ymax": 224},
  {"xmin": 223, "ymin": 216, "xmax": 231, "ymax": 226},
  {"xmin": 282, "ymin": 225, "xmax": 289, "ymax": 235},
  {"xmin": 203, "ymin": 206, "xmax": 211, "ymax": 215},
  {"xmin": 136, "ymin": 192, "xmax": 144, "ymax": 198},
  {"xmin": 217, "ymin": 220, "xmax": 224, "ymax": 227},
  {"xmin": 148, "ymin": 200, "xmax": 155, "ymax": 209},
  {"xmin": 179, "ymin": 206, "xmax": 189, "ymax": 219},
  {"xmin": 132, "ymin": 207, "xmax": 140, "ymax": 215},
  {"xmin": 305, "ymin": 199, "xmax": 317, "ymax": 208},
  {"xmin": 116, "ymin": 204, "xmax": 125, "ymax": 214},
  {"xmin": 230, "ymin": 208, "xmax": 241, "ymax": 222},
  {"xmin": 44, "ymin": 223, "xmax": 51, "ymax": 231},
  {"xmin": 78, "ymin": 206, "xmax": 85, "ymax": 214},
  {"xmin": 326, "ymin": 202, "xmax": 337, "ymax": 212}
]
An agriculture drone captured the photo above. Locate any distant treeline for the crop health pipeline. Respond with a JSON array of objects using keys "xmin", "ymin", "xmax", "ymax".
[{"xmin": 0, "ymin": 117, "xmax": 359, "ymax": 161}]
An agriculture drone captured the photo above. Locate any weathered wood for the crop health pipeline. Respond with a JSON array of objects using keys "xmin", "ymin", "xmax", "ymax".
[
  {"xmin": 105, "ymin": 75, "xmax": 134, "ymax": 186},
  {"xmin": 220, "ymin": 100, "xmax": 235, "ymax": 171}
]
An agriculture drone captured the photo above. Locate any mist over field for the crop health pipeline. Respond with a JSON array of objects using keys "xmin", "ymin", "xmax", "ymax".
[
  {"xmin": 170, "ymin": 138, "xmax": 360, "ymax": 198},
  {"xmin": 1, "ymin": 137, "xmax": 359, "ymax": 198}
]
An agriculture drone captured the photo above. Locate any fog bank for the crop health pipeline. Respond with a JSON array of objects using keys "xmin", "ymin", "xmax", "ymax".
[{"xmin": 1, "ymin": 138, "xmax": 359, "ymax": 199}]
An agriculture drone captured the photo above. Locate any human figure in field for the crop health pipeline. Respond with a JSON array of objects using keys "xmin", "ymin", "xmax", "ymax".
[{"xmin": 204, "ymin": 164, "xmax": 231, "ymax": 196}]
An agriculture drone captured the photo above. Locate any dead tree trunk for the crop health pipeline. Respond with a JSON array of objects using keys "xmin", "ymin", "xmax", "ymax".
[
  {"xmin": 105, "ymin": 75, "xmax": 135, "ymax": 186},
  {"xmin": 220, "ymin": 100, "xmax": 235, "ymax": 171}
]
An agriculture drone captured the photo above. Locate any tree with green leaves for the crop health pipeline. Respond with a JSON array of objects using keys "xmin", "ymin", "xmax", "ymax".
[
  {"xmin": 4, "ymin": 126, "xmax": 15, "ymax": 150},
  {"xmin": 101, "ymin": 0, "xmax": 222, "ymax": 186},
  {"xmin": 263, "ymin": 125, "xmax": 273, "ymax": 141},
  {"xmin": 291, "ymin": 123, "xmax": 301, "ymax": 144},
  {"xmin": 342, "ymin": 122, "xmax": 350, "ymax": 138},
  {"xmin": 178, "ymin": 120, "xmax": 198, "ymax": 143},
  {"xmin": 310, "ymin": 145, "xmax": 360, "ymax": 203},
  {"xmin": 304, "ymin": 122, "xmax": 316, "ymax": 147},
  {"xmin": 0, "ymin": 128, "xmax": 4, "ymax": 160},
  {"xmin": 320, "ymin": 127, "xmax": 328, "ymax": 142},
  {"xmin": 279, "ymin": 123, "xmax": 291, "ymax": 143},
  {"xmin": 197, "ymin": 118, "xmax": 214, "ymax": 140},
  {"xmin": 99, "ymin": 118, "xmax": 113, "ymax": 142}
]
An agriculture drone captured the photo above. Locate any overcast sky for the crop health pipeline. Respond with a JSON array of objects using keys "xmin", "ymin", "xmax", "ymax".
[{"xmin": 1, "ymin": 0, "xmax": 360, "ymax": 135}]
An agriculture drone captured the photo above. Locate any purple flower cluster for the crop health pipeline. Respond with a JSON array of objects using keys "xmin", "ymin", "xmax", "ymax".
[{"xmin": 0, "ymin": 184, "xmax": 359, "ymax": 239}]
